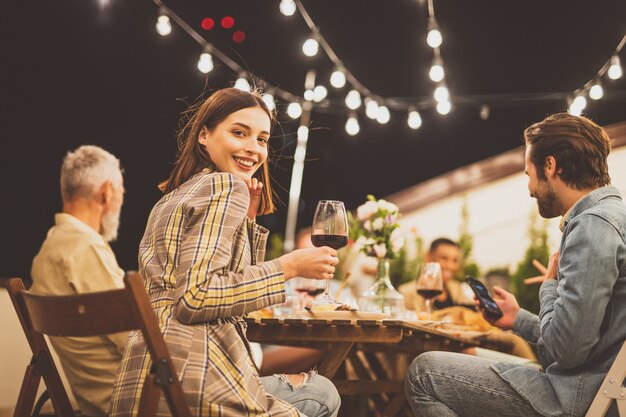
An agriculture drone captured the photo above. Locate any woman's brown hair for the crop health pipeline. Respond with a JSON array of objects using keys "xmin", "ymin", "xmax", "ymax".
[{"xmin": 159, "ymin": 88, "xmax": 276, "ymax": 215}]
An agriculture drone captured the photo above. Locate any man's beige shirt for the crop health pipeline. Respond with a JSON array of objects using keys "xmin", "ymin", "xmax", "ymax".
[{"xmin": 31, "ymin": 213, "xmax": 127, "ymax": 417}]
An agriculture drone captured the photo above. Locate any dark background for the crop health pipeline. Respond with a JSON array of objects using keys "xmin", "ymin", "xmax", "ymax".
[{"xmin": 2, "ymin": 0, "xmax": 626, "ymax": 278}]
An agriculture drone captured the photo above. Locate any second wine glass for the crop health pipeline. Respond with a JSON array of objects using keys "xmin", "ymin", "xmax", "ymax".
[
  {"xmin": 311, "ymin": 200, "xmax": 349, "ymax": 304},
  {"xmin": 416, "ymin": 262, "xmax": 443, "ymax": 319}
]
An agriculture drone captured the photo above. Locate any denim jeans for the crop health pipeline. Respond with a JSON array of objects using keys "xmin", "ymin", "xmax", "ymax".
[
  {"xmin": 261, "ymin": 371, "xmax": 341, "ymax": 417},
  {"xmin": 406, "ymin": 352, "xmax": 544, "ymax": 417}
]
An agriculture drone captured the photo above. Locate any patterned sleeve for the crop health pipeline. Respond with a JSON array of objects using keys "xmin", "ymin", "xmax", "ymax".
[{"xmin": 173, "ymin": 173, "xmax": 286, "ymax": 324}]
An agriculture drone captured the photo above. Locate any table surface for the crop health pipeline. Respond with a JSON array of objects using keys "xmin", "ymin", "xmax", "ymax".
[{"xmin": 246, "ymin": 316, "xmax": 513, "ymax": 417}]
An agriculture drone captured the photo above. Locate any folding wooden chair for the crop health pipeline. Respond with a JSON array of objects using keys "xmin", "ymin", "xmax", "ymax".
[
  {"xmin": 585, "ymin": 340, "xmax": 626, "ymax": 417},
  {"xmin": 5, "ymin": 272, "xmax": 192, "ymax": 417}
]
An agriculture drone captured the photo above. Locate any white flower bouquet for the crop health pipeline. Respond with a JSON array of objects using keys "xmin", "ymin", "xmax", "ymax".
[{"xmin": 350, "ymin": 195, "xmax": 405, "ymax": 259}]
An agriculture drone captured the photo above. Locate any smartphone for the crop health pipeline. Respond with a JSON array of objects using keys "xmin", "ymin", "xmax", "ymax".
[{"xmin": 465, "ymin": 277, "xmax": 503, "ymax": 320}]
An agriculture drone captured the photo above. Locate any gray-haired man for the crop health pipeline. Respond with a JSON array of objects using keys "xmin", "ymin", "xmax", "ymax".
[{"xmin": 31, "ymin": 145, "xmax": 127, "ymax": 416}]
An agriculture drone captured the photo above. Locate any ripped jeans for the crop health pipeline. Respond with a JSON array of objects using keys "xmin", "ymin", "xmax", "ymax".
[{"xmin": 261, "ymin": 371, "xmax": 341, "ymax": 417}]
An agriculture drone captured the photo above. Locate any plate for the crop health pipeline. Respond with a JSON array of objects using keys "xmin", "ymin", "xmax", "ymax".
[{"xmin": 299, "ymin": 310, "xmax": 390, "ymax": 321}]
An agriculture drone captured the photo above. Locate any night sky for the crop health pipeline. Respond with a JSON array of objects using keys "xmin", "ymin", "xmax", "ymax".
[{"xmin": 2, "ymin": 0, "xmax": 626, "ymax": 278}]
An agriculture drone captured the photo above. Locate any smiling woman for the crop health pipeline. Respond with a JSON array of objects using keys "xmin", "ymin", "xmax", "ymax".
[{"xmin": 109, "ymin": 87, "xmax": 341, "ymax": 417}]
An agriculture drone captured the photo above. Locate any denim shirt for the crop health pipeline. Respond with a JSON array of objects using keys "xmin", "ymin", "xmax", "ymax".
[{"xmin": 493, "ymin": 186, "xmax": 626, "ymax": 417}]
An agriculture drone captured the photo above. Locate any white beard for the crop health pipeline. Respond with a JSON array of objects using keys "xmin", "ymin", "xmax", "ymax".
[{"xmin": 100, "ymin": 207, "xmax": 121, "ymax": 242}]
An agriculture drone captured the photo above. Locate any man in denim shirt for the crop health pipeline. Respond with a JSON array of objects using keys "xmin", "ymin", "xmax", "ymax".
[{"xmin": 405, "ymin": 113, "xmax": 626, "ymax": 417}]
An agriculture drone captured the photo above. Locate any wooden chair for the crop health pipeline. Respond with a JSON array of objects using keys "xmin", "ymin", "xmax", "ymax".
[
  {"xmin": 585, "ymin": 340, "xmax": 626, "ymax": 417},
  {"xmin": 5, "ymin": 272, "xmax": 191, "ymax": 417}
]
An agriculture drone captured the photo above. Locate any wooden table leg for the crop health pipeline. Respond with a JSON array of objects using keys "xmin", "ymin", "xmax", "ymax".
[{"xmin": 318, "ymin": 342, "xmax": 353, "ymax": 379}]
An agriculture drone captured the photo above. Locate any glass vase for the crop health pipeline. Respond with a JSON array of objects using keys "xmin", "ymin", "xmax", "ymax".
[{"xmin": 359, "ymin": 258, "xmax": 405, "ymax": 317}]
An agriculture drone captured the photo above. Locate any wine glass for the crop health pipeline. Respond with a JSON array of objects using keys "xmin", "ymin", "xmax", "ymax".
[
  {"xmin": 311, "ymin": 200, "xmax": 349, "ymax": 305},
  {"xmin": 416, "ymin": 262, "xmax": 443, "ymax": 319}
]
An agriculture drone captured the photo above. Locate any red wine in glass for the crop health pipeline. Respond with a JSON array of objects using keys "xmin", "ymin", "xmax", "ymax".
[
  {"xmin": 311, "ymin": 200, "xmax": 349, "ymax": 304},
  {"xmin": 417, "ymin": 289, "xmax": 443, "ymax": 300},
  {"xmin": 295, "ymin": 287, "xmax": 326, "ymax": 297},
  {"xmin": 311, "ymin": 234, "xmax": 348, "ymax": 250}
]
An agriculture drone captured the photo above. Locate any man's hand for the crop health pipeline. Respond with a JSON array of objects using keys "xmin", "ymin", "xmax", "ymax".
[
  {"xmin": 246, "ymin": 178, "xmax": 263, "ymax": 220},
  {"xmin": 524, "ymin": 250, "xmax": 559, "ymax": 284},
  {"xmin": 485, "ymin": 286, "xmax": 520, "ymax": 330}
]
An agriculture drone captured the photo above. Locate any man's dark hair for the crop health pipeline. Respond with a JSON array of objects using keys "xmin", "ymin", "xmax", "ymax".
[
  {"xmin": 524, "ymin": 113, "xmax": 611, "ymax": 189},
  {"xmin": 429, "ymin": 237, "xmax": 460, "ymax": 253}
]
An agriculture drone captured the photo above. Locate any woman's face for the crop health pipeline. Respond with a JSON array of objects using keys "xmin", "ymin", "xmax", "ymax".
[{"xmin": 199, "ymin": 106, "xmax": 271, "ymax": 182}]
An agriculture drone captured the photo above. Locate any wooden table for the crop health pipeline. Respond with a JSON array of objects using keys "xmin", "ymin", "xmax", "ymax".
[{"xmin": 246, "ymin": 317, "xmax": 512, "ymax": 417}]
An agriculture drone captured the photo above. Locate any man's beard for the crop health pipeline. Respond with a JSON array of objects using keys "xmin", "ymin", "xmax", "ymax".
[
  {"xmin": 536, "ymin": 180, "xmax": 561, "ymax": 219},
  {"xmin": 100, "ymin": 208, "xmax": 121, "ymax": 242}
]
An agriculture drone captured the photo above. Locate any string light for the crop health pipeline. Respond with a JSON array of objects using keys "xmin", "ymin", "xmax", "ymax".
[
  {"xmin": 279, "ymin": 0, "xmax": 297, "ymax": 17},
  {"xmin": 345, "ymin": 115, "xmax": 360, "ymax": 136},
  {"xmin": 197, "ymin": 52, "xmax": 214, "ymax": 74},
  {"xmin": 568, "ymin": 95, "xmax": 587, "ymax": 115},
  {"xmin": 262, "ymin": 93, "xmax": 276, "ymax": 111},
  {"xmin": 313, "ymin": 85, "xmax": 328, "ymax": 102},
  {"xmin": 589, "ymin": 83, "xmax": 604, "ymax": 100},
  {"xmin": 376, "ymin": 106, "xmax": 390, "ymax": 124},
  {"xmin": 479, "ymin": 104, "xmax": 490, "ymax": 120},
  {"xmin": 149, "ymin": 0, "xmax": 625, "ymax": 128},
  {"xmin": 302, "ymin": 38, "xmax": 319, "ymax": 57},
  {"xmin": 436, "ymin": 100, "xmax": 452, "ymax": 115},
  {"xmin": 608, "ymin": 55, "xmax": 623, "ymax": 80},
  {"xmin": 407, "ymin": 110, "xmax": 422, "ymax": 129},
  {"xmin": 156, "ymin": 14, "xmax": 172, "ymax": 36},
  {"xmin": 330, "ymin": 68, "xmax": 346, "ymax": 88},
  {"xmin": 365, "ymin": 98, "xmax": 379, "ymax": 120},
  {"xmin": 429, "ymin": 56, "xmax": 445, "ymax": 82},
  {"xmin": 287, "ymin": 102, "xmax": 303, "ymax": 119},
  {"xmin": 345, "ymin": 90, "xmax": 362, "ymax": 110},
  {"xmin": 426, "ymin": 16, "xmax": 443, "ymax": 48},
  {"xmin": 434, "ymin": 84, "xmax": 449, "ymax": 102},
  {"xmin": 303, "ymin": 89, "xmax": 314, "ymax": 101},
  {"xmin": 234, "ymin": 77, "xmax": 251, "ymax": 92}
]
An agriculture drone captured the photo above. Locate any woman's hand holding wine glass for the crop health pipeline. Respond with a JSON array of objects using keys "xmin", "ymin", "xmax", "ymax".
[{"xmin": 311, "ymin": 200, "xmax": 349, "ymax": 305}]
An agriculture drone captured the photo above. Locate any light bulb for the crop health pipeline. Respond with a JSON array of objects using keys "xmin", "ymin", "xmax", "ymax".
[
  {"xmin": 234, "ymin": 77, "xmax": 251, "ymax": 92},
  {"xmin": 589, "ymin": 83, "xmax": 604, "ymax": 100},
  {"xmin": 302, "ymin": 38, "xmax": 319, "ymax": 57},
  {"xmin": 436, "ymin": 100, "xmax": 452, "ymax": 115},
  {"xmin": 407, "ymin": 111, "xmax": 422, "ymax": 129},
  {"xmin": 304, "ymin": 89, "xmax": 314, "ymax": 101},
  {"xmin": 313, "ymin": 85, "xmax": 328, "ymax": 102},
  {"xmin": 287, "ymin": 102, "xmax": 303, "ymax": 119},
  {"xmin": 197, "ymin": 53, "xmax": 213, "ymax": 74},
  {"xmin": 279, "ymin": 0, "xmax": 296, "ymax": 16},
  {"xmin": 568, "ymin": 104, "xmax": 582, "ymax": 116},
  {"xmin": 345, "ymin": 116, "xmax": 360, "ymax": 136},
  {"xmin": 262, "ymin": 93, "xmax": 275, "ymax": 112},
  {"xmin": 572, "ymin": 95, "xmax": 587, "ymax": 111},
  {"xmin": 156, "ymin": 15, "xmax": 172, "ymax": 36},
  {"xmin": 345, "ymin": 90, "xmax": 362, "ymax": 110},
  {"xmin": 434, "ymin": 85, "xmax": 449, "ymax": 102},
  {"xmin": 330, "ymin": 69, "xmax": 346, "ymax": 88},
  {"xmin": 479, "ymin": 104, "xmax": 490, "ymax": 120},
  {"xmin": 429, "ymin": 64, "xmax": 445, "ymax": 82},
  {"xmin": 376, "ymin": 106, "xmax": 390, "ymax": 124},
  {"xmin": 426, "ymin": 18, "xmax": 443, "ymax": 48},
  {"xmin": 608, "ymin": 56, "xmax": 622, "ymax": 80},
  {"xmin": 365, "ymin": 99, "xmax": 379, "ymax": 119}
]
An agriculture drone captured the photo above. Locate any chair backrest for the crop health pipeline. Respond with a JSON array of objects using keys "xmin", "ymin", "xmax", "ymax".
[
  {"xmin": 5, "ymin": 272, "xmax": 192, "ymax": 417},
  {"xmin": 585, "ymin": 339, "xmax": 626, "ymax": 417}
]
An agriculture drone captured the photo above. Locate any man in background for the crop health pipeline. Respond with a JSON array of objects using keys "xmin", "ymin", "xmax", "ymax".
[
  {"xmin": 31, "ymin": 145, "xmax": 127, "ymax": 417},
  {"xmin": 399, "ymin": 238, "xmax": 473, "ymax": 312}
]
